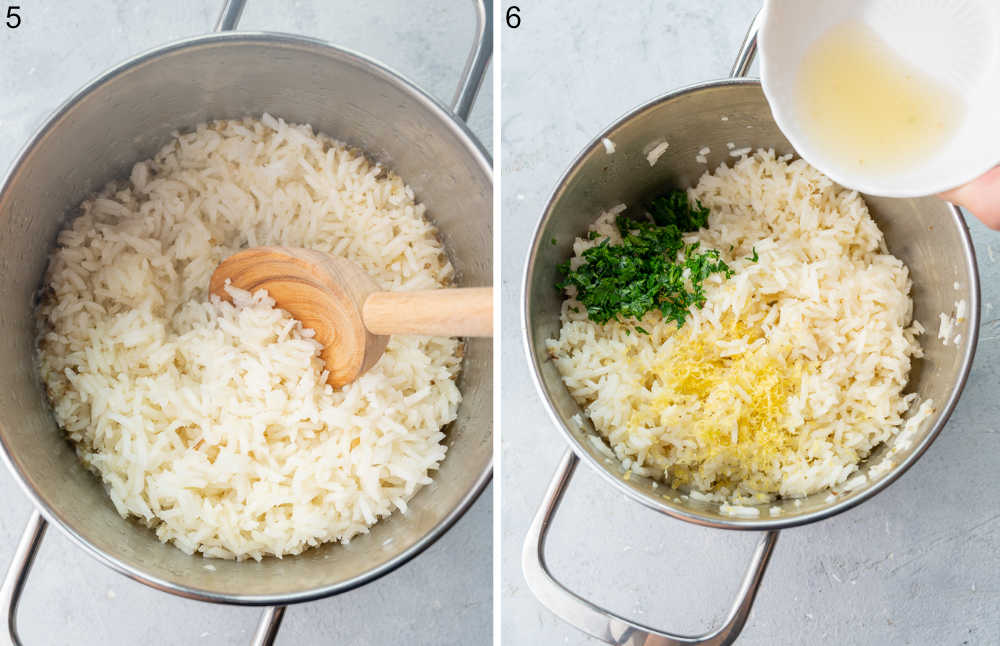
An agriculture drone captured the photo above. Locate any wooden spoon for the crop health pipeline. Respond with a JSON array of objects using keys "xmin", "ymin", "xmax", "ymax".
[{"xmin": 209, "ymin": 246, "xmax": 492, "ymax": 388}]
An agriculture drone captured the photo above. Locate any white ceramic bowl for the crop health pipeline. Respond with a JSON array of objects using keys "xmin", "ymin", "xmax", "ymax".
[{"xmin": 759, "ymin": 0, "xmax": 1000, "ymax": 197}]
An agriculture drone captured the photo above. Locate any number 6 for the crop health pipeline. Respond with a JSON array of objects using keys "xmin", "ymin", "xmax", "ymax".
[{"xmin": 506, "ymin": 5, "xmax": 520, "ymax": 29}]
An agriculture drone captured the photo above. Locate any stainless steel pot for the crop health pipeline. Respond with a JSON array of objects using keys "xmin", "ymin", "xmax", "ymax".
[
  {"xmin": 0, "ymin": 1, "xmax": 493, "ymax": 644},
  {"xmin": 521, "ymin": 13, "xmax": 979, "ymax": 646}
]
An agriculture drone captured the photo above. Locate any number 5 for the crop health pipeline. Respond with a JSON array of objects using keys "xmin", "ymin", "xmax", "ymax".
[{"xmin": 6, "ymin": 6, "xmax": 20, "ymax": 28}]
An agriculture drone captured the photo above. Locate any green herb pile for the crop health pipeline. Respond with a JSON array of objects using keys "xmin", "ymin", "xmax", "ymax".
[{"xmin": 556, "ymin": 190, "xmax": 734, "ymax": 330}]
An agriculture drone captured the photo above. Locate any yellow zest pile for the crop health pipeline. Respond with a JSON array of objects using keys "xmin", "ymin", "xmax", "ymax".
[{"xmin": 632, "ymin": 318, "xmax": 808, "ymax": 493}]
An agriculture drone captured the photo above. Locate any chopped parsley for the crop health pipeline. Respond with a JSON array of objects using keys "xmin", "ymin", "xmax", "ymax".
[
  {"xmin": 647, "ymin": 190, "xmax": 710, "ymax": 230},
  {"xmin": 747, "ymin": 247, "xmax": 758, "ymax": 262},
  {"xmin": 556, "ymin": 189, "xmax": 733, "ymax": 330}
]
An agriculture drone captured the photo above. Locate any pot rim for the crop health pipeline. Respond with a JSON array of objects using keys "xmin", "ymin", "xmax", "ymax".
[
  {"xmin": 521, "ymin": 76, "xmax": 980, "ymax": 532},
  {"xmin": 0, "ymin": 29, "xmax": 492, "ymax": 606}
]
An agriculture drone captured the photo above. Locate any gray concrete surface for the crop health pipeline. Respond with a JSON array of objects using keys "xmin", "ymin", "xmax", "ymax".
[
  {"xmin": 501, "ymin": 2, "xmax": 999, "ymax": 644},
  {"xmin": 0, "ymin": 2, "xmax": 491, "ymax": 645}
]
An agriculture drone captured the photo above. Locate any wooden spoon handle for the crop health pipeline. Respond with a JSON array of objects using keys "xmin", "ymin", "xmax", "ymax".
[{"xmin": 362, "ymin": 287, "xmax": 493, "ymax": 337}]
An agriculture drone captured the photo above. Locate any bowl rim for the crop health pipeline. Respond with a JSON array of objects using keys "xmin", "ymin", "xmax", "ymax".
[
  {"xmin": 0, "ymin": 30, "xmax": 492, "ymax": 606},
  {"xmin": 521, "ymin": 76, "xmax": 980, "ymax": 532}
]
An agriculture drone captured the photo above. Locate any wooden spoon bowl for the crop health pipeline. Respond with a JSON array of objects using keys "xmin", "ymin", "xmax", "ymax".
[{"xmin": 209, "ymin": 246, "xmax": 491, "ymax": 388}]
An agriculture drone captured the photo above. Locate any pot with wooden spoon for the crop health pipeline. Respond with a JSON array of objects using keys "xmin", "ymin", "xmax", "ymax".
[
  {"xmin": 0, "ymin": 2, "xmax": 492, "ymax": 643},
  {"xmin": 210, "ymin": 246, "xmax": 493, "ymax": 388}
]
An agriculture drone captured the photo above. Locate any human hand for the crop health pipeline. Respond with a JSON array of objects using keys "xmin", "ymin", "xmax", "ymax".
[{"xmin": 938, "ymin": 166, "xmax": 1000, "ymax": 230}]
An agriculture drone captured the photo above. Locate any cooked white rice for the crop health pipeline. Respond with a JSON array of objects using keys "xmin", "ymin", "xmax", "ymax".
[
  {"xmin": 36, "ymin": 115, "xmax": 462, "ymax": 560},
  {"xmin": 938, "ymin": 298, "xmax": 967, "ymax": 346},
  {"xmin": 548, "ymin": 149, "xmax": 931, "ymax": 503},
  {"xmin": 646, "ymin": 141, "xmax": 670, "ymax": 166}
]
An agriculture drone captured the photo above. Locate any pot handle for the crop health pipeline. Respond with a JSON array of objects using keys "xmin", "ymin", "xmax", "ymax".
[
  {"xmin": 213, "ymin": 0, "xmax": 492, "ymax": 123},
  {"xmin": 0, "ymin": 510, "xmax": 46, "ymax": 646},
  {"xmin": 452, "ymin": 0, "xmax": 493, "ymax": 122},
  {"xmin": 251, "ymin": 606, "xmax": 286, "ymax": 646},
  {"xmin": 730, "ymin": 9, "xmax": 762, "ymax": 79},
  {"xmin": 522, "ymin": 451, "xmax": 780, "ymax": 646},
  {"xmin": 214, "ymin": 0, "xmax": 246, "ymax": 32},
  {"xmin": 0, "ymin": 510, "xmax": 284, "ymax": 646}
]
